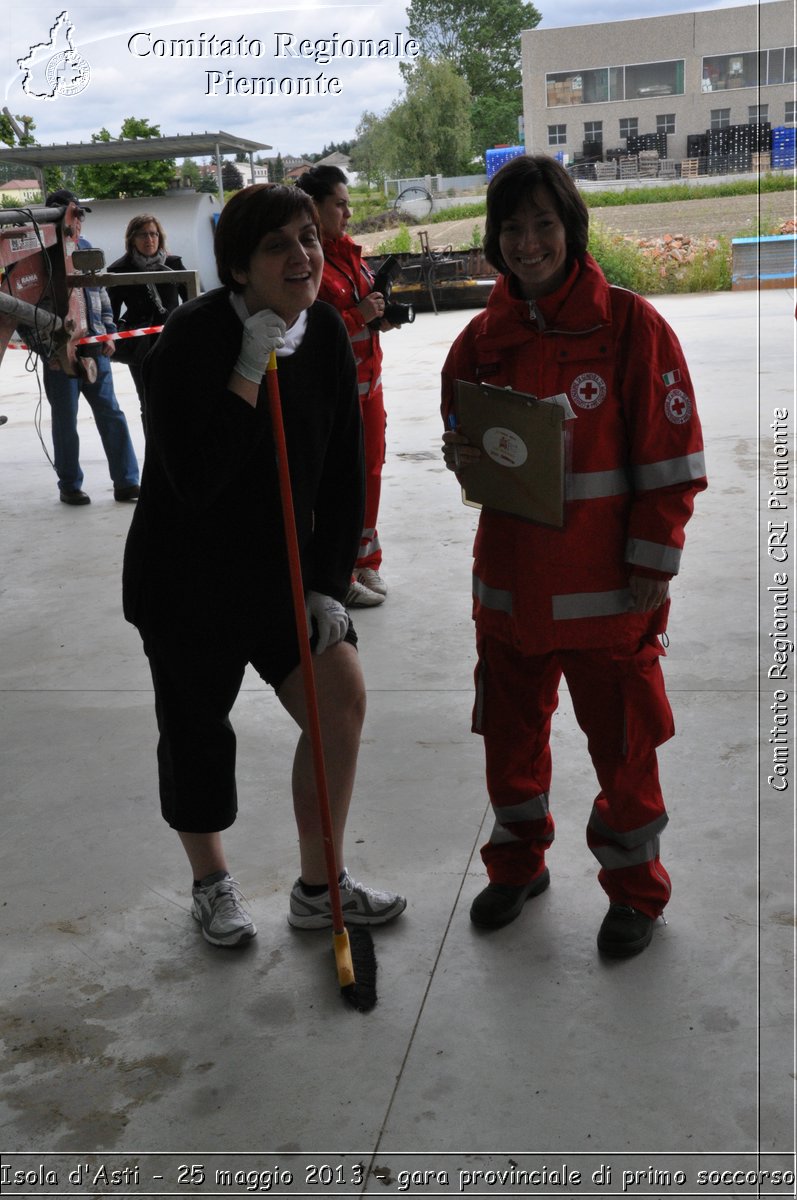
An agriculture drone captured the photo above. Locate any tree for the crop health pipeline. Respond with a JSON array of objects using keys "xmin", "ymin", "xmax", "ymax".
[
  {"xmin": 350, "ymin": 110, "xmax": 399, "ymax": 187},
  {"xmin": 392, "ymin": 58, "xmax": 473, "ymax": 175},
  {"xmin": 272, "ymin": 152, "xmax": 285, "ymax": 183},
  {"xmin": 74, "ymin": 117, "xmax": 176, "ymax": 199},
  {"xmin": 406, "ymin": 0, "xmax": 540, "ymax": 92},
  {"xmin": 404, "ymin": 0, "xmax": 540, "ymax": 153},
  {"xmin": 221, "ymin": 160, "xmax": 244, "ymax": 191},
  {"xmin": 0, "ymin": 110, "xmax": 35, "ymax": 149},
  {"xmin": 471, "ymin": 94, "xmax": 523, "ymax": 158},
  {"xmin": 351, "ymin": 60, "xmax": 472, "ymax": 184},
  {"xmin": 179, "ymin": 158, "xmax": 203, "ymax": 189}
]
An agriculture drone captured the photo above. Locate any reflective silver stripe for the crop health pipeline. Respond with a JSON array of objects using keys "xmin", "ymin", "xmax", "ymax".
[
  {"xmin": 357, "ymin": 373, "xmax": 382, "ymax": 396},
  {"xmin": 626, "ymin": 537, "xmax": 682, "ymax": 574},
  {"xmin": 588, "ymin": 807, "xmax": 668, "ymax": 849},
  {"xmin": 633, "ymin": 450, "xmax": 706, "ymax": 492},
  {"xmin": 493, "ymin": 792, "xmax": 550, "ymax": 826},
  {"xmin": 591, "ymin": 836, "xmax": 660, "ymax": 871},
  {"xmin": 552, "ymin": 588, "xmax": 630, "ymax": 620},
  {"xmin": 357, "ymin": 529, "xmax": 380, "ymax": 559},
  {"xmin": 566, "ymin": 467, "xmax": 629, "ymax": 500},
  {"xmin": 473, "ymin": 573, "xmax": 513, "ymax": 615},
  {"xmin": 489, "ymin": 794, "xmax": 554, "ymax": 845},
  {"xmin": 490, "ymin": 820, "xmax": 555, "ymax": 845},
  {"xmin": 350, "ymin": 328, "xmax": 370, "ymax": 344}
]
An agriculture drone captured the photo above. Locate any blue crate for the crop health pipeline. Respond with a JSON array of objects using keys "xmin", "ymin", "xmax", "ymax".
[{"xmin": 486, "ymin": 146, "xmax": 526, "ymax": 179}]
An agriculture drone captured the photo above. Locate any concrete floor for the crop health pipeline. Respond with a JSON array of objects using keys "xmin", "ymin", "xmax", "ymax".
[{"xmin": 0, "ymin": 288, "xmax": 793, "ymax": 1193}]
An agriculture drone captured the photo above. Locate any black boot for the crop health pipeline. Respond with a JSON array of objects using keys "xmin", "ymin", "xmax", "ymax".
[
  {"xmin": 470, "ymin": 868, "xmax": 550, "ymax": 929},
  {"xmin": 597, "ymin": 903, "xmax": 655, "ymax": 957}
]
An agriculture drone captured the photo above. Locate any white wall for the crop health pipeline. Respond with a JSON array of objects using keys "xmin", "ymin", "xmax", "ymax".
[{"xmin": 81, "ymin": 191, "xmax": 222, "ymax": 292}]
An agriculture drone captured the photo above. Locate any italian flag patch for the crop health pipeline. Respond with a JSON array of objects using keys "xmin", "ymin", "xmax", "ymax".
[{"xmin": 662, "ymin": 369, "xmax": 681, "ymax": 385}]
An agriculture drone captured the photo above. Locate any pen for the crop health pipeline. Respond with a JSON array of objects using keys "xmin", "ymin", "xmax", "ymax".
[{"xmin": 447, "ymin": 413, "xmax": 461, "ymax": 470}]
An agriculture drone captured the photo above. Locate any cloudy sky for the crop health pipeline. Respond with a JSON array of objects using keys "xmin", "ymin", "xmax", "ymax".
[{"xmin": 1, "ymin": 0, "xmax": 764, "ymax": 161}]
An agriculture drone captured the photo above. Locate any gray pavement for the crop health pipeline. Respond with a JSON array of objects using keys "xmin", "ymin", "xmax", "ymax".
[{"xmin": 0, "ymin": 287, "xmax": 793, "ymax": 1192}]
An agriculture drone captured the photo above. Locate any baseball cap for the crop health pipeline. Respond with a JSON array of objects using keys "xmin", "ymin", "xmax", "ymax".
[{"xmin": 46, "ymin": 188, "xmax": 91, "ymax": 213}]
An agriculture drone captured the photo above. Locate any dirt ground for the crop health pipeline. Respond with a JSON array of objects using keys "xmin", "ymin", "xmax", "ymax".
[{"xmin": 356, "ymin": 189, "xmax": 796, "ymax": 253}]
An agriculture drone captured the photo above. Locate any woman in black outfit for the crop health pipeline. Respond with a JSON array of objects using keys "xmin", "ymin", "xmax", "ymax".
[
  {"xmin": 107, "ymin": 213, "xmax": 188, "ymax": 407},
  {"xmin": 123, "ymin": 184, "xmax": 406, "ymax": 949}
]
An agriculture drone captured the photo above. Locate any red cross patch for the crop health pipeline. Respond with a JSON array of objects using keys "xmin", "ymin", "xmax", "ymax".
[
  {"xmin": 570, "ymin": 372, "xmax": 607, "ymax": 410},
  {"xmin": 665, "ymin": 388, "xmax": 692, "ymax": 424}
]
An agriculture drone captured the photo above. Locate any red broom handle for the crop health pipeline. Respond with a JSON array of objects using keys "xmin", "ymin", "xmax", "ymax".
[{"xmin": 265, "ymin": 352, "xmax": 347, "ymax": 938}]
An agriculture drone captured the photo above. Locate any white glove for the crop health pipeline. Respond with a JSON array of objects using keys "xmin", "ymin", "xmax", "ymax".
[
  {"xmin": 234, "ymin": 309, "xmax": 287, "ymax": 383},
  {"xmin": 305, "ymin": 591, "xmax": 349, "ymax": 655}
]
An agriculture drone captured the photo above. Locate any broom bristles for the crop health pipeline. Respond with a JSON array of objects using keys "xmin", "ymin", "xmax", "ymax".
[{"xmin": 337, "ymin": 927, "xmax": 377, "ymax": 1012}]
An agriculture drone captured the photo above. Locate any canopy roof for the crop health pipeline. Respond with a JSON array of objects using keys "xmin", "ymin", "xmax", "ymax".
[{"xmin": 0, "ymin": 131, "xmax": 270, "ymax": 169}]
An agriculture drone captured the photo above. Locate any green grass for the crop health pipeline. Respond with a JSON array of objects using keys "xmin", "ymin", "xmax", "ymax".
[
  {"xmin": 587, "ymin": 174, "xmax": 795, "ymax": 208},
  {"xmin": 353, "ymin": 174, "xmax": 795, "ymax": 229},
  {"xmin": 588, "ymin": 224, "xmax": 733, "ymax": 294}
]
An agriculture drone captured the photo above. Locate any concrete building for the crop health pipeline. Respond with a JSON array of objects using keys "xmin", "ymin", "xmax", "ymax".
[{"xmin": 521, "ymin": 0, "xmax": 795, "ymax": 172}]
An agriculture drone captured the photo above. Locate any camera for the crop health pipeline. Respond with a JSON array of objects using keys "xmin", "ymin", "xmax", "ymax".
[{"xmin": 368, "ymin": 255, "xmax": 415, "ymax": 329}]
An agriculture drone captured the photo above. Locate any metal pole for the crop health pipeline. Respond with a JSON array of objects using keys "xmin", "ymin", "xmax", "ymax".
[{"xmin": 215, "ymin": 143, "xmax": 224, "ymax": 207}]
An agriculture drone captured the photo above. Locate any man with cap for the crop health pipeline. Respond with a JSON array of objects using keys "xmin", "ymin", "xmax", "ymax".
[{"xmin": 42, "ymin": 189, "xmax": 139, "ymax": 505}]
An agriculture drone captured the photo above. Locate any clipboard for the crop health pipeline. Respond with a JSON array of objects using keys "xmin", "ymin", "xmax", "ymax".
[{"xmin": 454, "ymin": 379, "xmax": 569, "ymax": 528}]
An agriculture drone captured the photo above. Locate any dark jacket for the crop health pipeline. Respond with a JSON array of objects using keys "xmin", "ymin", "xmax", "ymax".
[
  {"xmin": 107, "ymin": 251, "xmax": 188, "ymax": 330},
  {"xmin": 122, "ymin": 289, "xmax": 364, "ymax": 648}
]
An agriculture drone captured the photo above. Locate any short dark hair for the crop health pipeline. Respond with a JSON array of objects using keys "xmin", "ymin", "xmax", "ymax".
[
  {"xmin": 483, "ymin": 155, "xmax": 589, "ymax": 275},
  {"xmin": 214, "ymin": 184, "xmax": 320, "ymax": 292},
  {"xmin": 294, "ymin": 164, "xmax": 348, "ymax": 203}
]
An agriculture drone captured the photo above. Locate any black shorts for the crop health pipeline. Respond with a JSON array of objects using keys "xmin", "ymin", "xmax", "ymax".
[{"xmin": 141, "ymin": 620, "xmax": 358, "ymax": 833}]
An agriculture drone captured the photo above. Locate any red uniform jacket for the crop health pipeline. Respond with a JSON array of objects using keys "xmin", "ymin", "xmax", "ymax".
[
  {"xmin": 318, "ymin": 235, "xmax": 383, "ymax": 402},
  {"xmin": 442, "ymin": 254, "xmax": 707, "ymax": 655}
]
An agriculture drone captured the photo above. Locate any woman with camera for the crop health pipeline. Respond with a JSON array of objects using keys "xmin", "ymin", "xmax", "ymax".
[{"xmin": 296, "ymin": 165, "xmax": 397, "ymax": 607}]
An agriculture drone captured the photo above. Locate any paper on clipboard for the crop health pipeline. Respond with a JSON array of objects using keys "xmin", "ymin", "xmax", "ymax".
[{"xmin": 454, "ymin": 380, "xmax": 573, "ymax": 528}]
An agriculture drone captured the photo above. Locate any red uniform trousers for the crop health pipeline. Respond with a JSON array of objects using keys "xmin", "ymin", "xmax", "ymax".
[
  {"xmin": 357, "ymin": 379, "xmax": 386, "ymax": 572},
  {"xmin": 474, "ymin": 632, "xmax": 675, "ymax": 919}
]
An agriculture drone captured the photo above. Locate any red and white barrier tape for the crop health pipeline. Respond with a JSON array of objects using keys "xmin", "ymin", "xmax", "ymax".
[{"xmin": 7, "ymin": 324, "xmax": 164, "ymax": 351}]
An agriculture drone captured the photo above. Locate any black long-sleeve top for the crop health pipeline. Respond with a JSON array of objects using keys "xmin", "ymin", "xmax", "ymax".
[{"xmin": 122, "ymin": 288, "xmax": 364, "ymax": 649}]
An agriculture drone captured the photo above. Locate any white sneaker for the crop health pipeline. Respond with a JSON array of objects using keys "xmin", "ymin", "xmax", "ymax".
[
  {"xmin": 345, "ymin": 578, "xmax": 384, "ymax": 607},
  {"xmin": 355, "ymin": 567, "xmax": 387, "ymax": 596},
  {"xmin": 191, "ymin": 874, "xmax": 257, "ymax": 946},
  {"xmin": 288, "ymin": 870, "xmax": 407, "ymax": 929}
]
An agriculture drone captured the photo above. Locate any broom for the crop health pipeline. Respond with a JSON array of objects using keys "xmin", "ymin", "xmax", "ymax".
[{"xmin": 265, "ymin": 350, "xmax": 377, "ymax": 1013}]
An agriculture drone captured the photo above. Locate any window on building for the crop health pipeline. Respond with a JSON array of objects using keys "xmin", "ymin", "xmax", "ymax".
[
  {"xmin": 764, "ymin": 47, "xmax": 783, "ymax": 84},
  {"xmin": 748, "ymin": 105, "xmax": 769, "ymax": 123},
  {"xmin": 546, "ymin": 68, "xmax": 606, "ymax": 106},
  {"xmin": 703, "ymin": 46, "xmax": 795, "ymax": 91},
  {"xmin": 624, "ymin": 60, "xmax": 684, "ymax": 100},
  {"xmin": 656, "ymin": 114, "xmax": 675, "ymax": 135},
  {"xmin": 703, "ymin": 51, "xmax": 758, "ymax": 91},
  {"xmin": 619, "ymin": 117, "xmax": 639, "ymax": 141},
  {"xmin": 786, "ymin": 101, "xmax": 796, "ymax": 124},
  {"xmin": 584, "ymin": 121, "xmax": 603, "ymax": 144},
  {"xmin": 548, "ymin": 125, "xmax": 567, "ymax": 146},
  {"xmin": 545, "ymin": 59, "xmax": 683, "ymax": 106},
  {"xmin": 710, "ymin": 109, "xmax": 731, "ymax": 130}
]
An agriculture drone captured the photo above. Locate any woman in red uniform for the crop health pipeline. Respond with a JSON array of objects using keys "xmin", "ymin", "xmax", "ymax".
[
  {"xmin": 297, "ymin": 165, "xmax": 395, "ymax": 607},
  {"xmin": 442, "ymin": 156, "xmax": 706, "ymax": 956}
]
